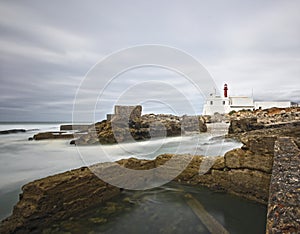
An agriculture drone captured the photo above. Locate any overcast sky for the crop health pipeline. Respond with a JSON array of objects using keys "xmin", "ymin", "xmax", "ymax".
[{"xmin": 0, "ymin": 0, "xmax": 299, "ymax": 122}]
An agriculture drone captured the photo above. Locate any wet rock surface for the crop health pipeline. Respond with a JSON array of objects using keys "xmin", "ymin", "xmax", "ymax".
[{"xmin": 266, "ymin": 137, "xmax": 300, "ymax": 234}]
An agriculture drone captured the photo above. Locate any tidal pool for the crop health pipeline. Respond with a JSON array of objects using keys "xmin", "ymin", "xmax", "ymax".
[{"xmin": 44, "ymin": 183, "xmax": 267, "ymax": 234}]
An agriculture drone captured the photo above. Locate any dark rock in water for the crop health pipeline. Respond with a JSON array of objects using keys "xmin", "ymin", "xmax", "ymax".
[
  {"xmin": 0, "ymin": 129, "xmax": 26, "ymax": 134},
  {"xmin": 33, "ymin": 132, "xmax": 74, "ymax": 140},
  {"xmin": 27, "ymin": 137, "xmax": 33, "ymax": 141}
]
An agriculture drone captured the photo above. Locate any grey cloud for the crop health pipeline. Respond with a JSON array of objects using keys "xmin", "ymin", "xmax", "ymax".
[{"xmin": 0, "ymin": 0, "xmax": 299, "ymax": 121}]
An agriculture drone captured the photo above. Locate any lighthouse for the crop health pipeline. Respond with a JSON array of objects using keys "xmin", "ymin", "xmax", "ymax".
[
  {"xmin": 224, "ymin": 84, "xmax": 228, "ymax": 98},
  {"xmin": 203, "ymin": 83, "xmax": 291, "ymax": 115}
]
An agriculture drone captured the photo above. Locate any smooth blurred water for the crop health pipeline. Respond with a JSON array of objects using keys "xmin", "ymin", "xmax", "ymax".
[
  {"xmin": 44, "ymin": 183, "xmax": 267, "ymax": 234},
  {"xmin": 0, "ymin": 122, "xmax": 244, "ymax": 225}
]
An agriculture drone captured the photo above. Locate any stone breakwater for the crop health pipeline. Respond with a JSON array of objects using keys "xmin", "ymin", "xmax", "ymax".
[{"xmin": 266, "ymin": 137, "xmax": 300, "ymax": 233}]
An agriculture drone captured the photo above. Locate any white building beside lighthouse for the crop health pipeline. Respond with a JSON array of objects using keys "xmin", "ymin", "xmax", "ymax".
[{"xmin": 203, "ymin": 84, "xmax": 291, "ymax": 115}]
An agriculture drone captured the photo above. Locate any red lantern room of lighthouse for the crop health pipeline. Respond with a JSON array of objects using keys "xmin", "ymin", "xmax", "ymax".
[{"xmin": 224, "ymin": 84, "xmax": 228, "ymax": 98}]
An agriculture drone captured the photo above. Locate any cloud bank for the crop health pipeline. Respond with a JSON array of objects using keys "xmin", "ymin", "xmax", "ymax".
[{"xmin": 0, "ymin": 0, "xmax": 299, "ymax": 121}]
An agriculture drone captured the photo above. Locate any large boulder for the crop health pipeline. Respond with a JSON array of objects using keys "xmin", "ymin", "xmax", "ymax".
[{"xmin": 228, "ymin": 118, "xmax": 264, "ymax": 134}]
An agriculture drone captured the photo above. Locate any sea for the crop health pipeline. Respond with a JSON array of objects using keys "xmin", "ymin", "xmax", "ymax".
[{"xmin": 0, "ymin": 122, "xmax": 267, "ymax": 233}]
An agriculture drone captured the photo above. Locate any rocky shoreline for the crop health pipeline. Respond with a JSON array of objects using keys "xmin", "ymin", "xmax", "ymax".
[
  {"xmin": 0, "ymin": 134, "xmax": 284, "ymax": 233},
  {"xmin": 0, "ymin": 148, "xmax": 270, "ymax": 233},
  {"xmin": 1, "ymin": 107, "xmax": 299, "ymax": 233},
  {"xmin": 30, "ymin": 113, "xmax": 207, "ymax": 144}
]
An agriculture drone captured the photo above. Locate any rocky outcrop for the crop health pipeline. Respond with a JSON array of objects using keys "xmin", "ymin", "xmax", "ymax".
[
  {"xmin": 228, "ymin": 117, "xmax": 264, "ymax": 134},
  {"xmin": 228, "ymin": 120, "xmax": 300, "ymax": 148},
  {"xmin": 266, "ymin": 137, "xmax": 300, "ymax": 234},
  {"xmin": 0, "ymin": 129, "xmax": 26, "ymax": 134},
  {"xmin": 228, "ymin": 116, "xmax": 300, "ymax": 136},
  {"xmin": 33, "ymin": 132, "xmax": 74, "ymax": 140},
  {"xmin": 74, "ymin": 114, "xmax": 207, "ymax": 145},
  {"xmin": 0, "ymin": 167, "xmax": 121, "ymax": 234},
  {"xmin": 227, "ymin": 112, "xmax": 300, "ymax": 233},
  {"xmin": 229, "ymin": 107, "xmax": 300, "ymax": 125}
]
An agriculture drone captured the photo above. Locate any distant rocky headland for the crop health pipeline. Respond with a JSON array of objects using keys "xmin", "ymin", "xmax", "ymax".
[{"xmin": 1, "ymin": 107, "xmax": 299, "ymax": 233}]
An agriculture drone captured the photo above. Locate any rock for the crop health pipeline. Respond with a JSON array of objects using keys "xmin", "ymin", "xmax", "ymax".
[
  {"xmin": 0, "ymin": 166, "xmax": 121, "ymax": 234},
  {"xmin": 224, "ymin": 148, "xmax": 273, "ymax": 173},
  {"xmin": 0, "ymin": 149, "xmax": 272, "ymax": 233},
  {"xmin": 74, "ymin": 114, "xmax": 207, "ymax": 145},
  {"xmin": 240, "ymin": 135, "xmax": 277, "ymax": 155},
  {"xmin": 228, "ymin": 118, "xmax": 264, "ymax": 134},
  {"xmin": 0, "ymin": 129, "xmax": 26, "ymax": 134},
  {"xmin": 228, "ymin": 107, "xmax": 300, "ymax": 126},
  {"xmin": 33, "ymin": 132, "xmax": 74, "ymax": 140},
  {"xmin": 181, "ymin": 115, "xmax": 207, "ymax": 133}
]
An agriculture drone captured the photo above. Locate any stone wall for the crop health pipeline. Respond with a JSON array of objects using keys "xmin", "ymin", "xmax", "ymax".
[{"xmin": 266, "ymin": 137, "xmax": 300, "ymax": 233}]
